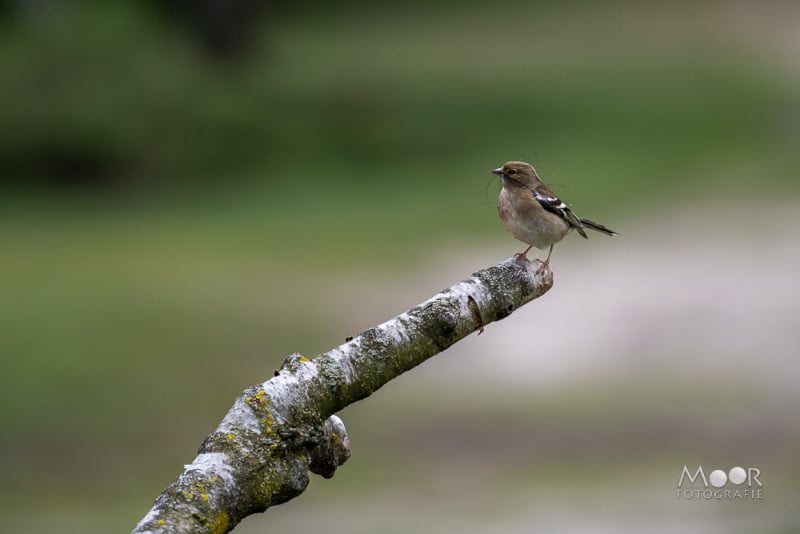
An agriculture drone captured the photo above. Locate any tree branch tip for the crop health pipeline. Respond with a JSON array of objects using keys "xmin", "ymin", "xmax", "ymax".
[{"xmin": 503, "ymin": 255, "xmax": 553, "ymax": 282}]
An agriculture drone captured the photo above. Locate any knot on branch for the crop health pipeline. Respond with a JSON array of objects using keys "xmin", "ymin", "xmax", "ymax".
[{"xmin": 308, "ymin": 415, "xmax": 351, "ymax": 479}]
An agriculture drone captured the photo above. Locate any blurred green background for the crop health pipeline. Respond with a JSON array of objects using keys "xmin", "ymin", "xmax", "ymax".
[{"xmin": 2, "ymin": 1, "xmax": 799, "ymax": 532}]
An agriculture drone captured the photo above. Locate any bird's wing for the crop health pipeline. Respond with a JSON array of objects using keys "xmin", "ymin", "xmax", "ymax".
[{"xmin": 531, "ymin": 184, "xmax": 587, "ymax": 238}]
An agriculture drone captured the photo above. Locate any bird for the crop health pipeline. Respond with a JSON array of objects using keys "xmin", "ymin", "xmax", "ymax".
[{"xmin": 492, "ymin": 161, "xmax": 617, "ymax": 270}]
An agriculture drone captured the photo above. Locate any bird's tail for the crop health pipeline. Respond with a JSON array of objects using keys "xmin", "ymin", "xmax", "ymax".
[{"xmin": 579, "ymin": 218, "xmax": 618, "ymax": 237}]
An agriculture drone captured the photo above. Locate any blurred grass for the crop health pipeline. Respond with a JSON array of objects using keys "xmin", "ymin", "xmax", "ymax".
[{"xmin": 1, "ymin": 1, "xmax": 799, "ymax": 532}]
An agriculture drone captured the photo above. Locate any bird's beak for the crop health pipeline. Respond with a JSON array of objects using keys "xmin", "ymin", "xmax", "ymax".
[{"xmin": 491, "ymin": 167, "xmax": 504, "ymax": 177}]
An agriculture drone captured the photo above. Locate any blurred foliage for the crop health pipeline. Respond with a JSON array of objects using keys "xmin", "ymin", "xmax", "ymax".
[
  {"xmin": 0, "ymin": 1, "xmax": 796, "ymax": 197},
  {"xmin": 1, "ymin": 1, "xmax": 799, "ymax": 532}
]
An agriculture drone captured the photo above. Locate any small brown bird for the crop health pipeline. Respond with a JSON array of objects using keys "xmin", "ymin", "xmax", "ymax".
[{"xmin": 492, "ymin": 161, "xmax": 617, "ymax": 269}]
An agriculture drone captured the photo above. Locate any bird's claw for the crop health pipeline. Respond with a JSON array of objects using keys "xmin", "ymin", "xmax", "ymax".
[{"xmin": 534, "ymin": 259, "xmax": 551, "ymax": 274}]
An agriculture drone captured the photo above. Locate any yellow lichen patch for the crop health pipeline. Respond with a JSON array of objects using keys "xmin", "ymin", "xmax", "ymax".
[
  {"xmin": 298, "ymin": 355, "xmax": 309, "ymax": 362},
  {"xmin": 225, "ymin": 432, "xmax": 235, "ymax": 440},
  {"xmin": 259, "ymin": 476, "xmax": 277, "ymax": 499},
  {"xmin": 247, "ymin": 389, "xmax": 268, "ymax": 406},
  {"xmin": 156, "ymin": 518, "xmax": 165, "ymax": 525},
  {"xmin": 207, "ymin": 510, "xmax": 230, "ymax": 534},
  {"xmin": 182, "ymin": 478, "xmax": 214, "ymax": 503}
]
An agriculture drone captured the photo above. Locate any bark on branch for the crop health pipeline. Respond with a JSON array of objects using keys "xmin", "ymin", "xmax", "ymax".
[{"xmin": 133, "ymin": 256, "xmax": 553, "ymax": 534}]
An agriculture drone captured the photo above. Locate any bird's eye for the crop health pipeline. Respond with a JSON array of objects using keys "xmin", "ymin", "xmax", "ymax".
[{"xmin": 507, "ymin": 169, "xmax": 517, "ymax": 176}]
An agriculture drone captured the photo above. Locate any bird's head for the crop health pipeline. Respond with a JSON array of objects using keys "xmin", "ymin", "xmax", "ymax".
[{"xmin": 490, "ymin": 161, "xmax": 539, "ymax": 186}]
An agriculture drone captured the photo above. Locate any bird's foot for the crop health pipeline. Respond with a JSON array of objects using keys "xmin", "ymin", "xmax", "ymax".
[
  {"xmin": 514, "ymin": 245, "xmax": 534, "ymax": 262},
  {"xmin": 534, "ymin": 259, "xmax": 551, "ymax": 274}
]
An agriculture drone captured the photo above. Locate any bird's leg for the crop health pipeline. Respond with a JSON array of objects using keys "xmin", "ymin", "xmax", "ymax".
[
  {"xmin": 535, "ymin": 244, "xmax": 554, "ymax": 273},
  {"xmin": 514, "ymin": 244, "xmax": 534, "ymax": 261}
]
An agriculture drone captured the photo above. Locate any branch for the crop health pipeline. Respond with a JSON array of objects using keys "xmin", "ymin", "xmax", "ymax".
[{"xmin": 133, "ymin": 256, "xmax": 553, "ymax": 534}]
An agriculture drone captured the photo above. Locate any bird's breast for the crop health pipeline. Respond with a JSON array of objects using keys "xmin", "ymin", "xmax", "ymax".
[{"xmin": 497, "ymin": 187, "xmax": 570, "ymax": 249}]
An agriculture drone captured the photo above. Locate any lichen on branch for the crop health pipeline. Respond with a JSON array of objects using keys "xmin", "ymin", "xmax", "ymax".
[{"xmin": 133, "ymin": 256, "xmax": 552, "ymax": 534}]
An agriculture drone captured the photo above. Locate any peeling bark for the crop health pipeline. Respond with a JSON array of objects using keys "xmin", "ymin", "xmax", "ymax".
[{"xmin": 133, "ymin": 256, "xmax": 553, "ymax": 533}]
